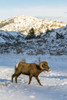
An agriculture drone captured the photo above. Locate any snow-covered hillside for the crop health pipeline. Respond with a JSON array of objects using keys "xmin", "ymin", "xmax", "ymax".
[
  {"xmin": 0, "ymin": 54, "xmax": 67, "ymax": 100},
  {"xmin": 0, "ymin": 26, "xmax": 67, "ymax": 55},
  {"xmin": 0, "ymin": 15, "xmax": 66, "ymax": 35}
]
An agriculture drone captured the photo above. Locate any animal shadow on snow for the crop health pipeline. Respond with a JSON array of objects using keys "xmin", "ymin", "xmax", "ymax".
[
  {"xmin": 0, "ymin": 79, "xmax": 10, "ymax": 82},
  {"xmin": 41, "ymin": 76, "xmax": 67, "ymax": 80}
]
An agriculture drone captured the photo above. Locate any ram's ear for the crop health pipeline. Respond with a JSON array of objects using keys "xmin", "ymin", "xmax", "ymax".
[{"xmin": 45, "ymin": 62, "xmax": 48, "ymax": 66}]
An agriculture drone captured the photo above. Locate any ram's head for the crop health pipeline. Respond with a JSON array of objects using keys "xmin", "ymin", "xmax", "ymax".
[{"xmin": 40, "ymin": 61, "xmax": 50, "ymax": 71}]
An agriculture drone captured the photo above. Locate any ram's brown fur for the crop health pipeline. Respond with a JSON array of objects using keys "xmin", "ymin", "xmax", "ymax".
[{"xmin": 11, "ymin": 61, "xmax": 50, "ymax": 85}]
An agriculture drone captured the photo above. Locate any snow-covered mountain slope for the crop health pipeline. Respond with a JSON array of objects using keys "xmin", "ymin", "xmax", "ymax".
[
  {"xmin": 0, "ymin": 15, "xmax": 66, "ymax": 35},
  {"xmin": 0, "ymin": 26, "xmax": 67, "ymax": 55}
]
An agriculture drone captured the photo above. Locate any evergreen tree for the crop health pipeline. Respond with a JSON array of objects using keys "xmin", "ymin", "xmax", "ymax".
[{"xmin": 26, "ymin": 28, "xmax": 35, "ymax": 39}]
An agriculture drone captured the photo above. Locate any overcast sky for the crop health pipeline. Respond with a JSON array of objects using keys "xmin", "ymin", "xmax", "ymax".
[{"xmin": 0, "ymin": 0, "xmax": 67, "ymax": 21}]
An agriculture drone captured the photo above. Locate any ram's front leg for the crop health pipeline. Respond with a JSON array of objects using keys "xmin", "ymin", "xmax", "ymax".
[
  {"xmin": 35, "ymin": 76, "xmax": 42, "ymax": 86},
  {"xmin": 28, "ymin": 75, "xmax": 33, "ymax": 84}
]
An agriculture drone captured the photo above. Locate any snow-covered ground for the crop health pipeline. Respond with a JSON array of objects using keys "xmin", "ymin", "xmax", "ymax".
[{"xmin": 0, "ymin": 54, "xmax": 67, "ymax": 100}]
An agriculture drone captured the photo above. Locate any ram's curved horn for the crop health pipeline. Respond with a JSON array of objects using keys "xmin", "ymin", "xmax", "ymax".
[
  {"xmin": 40, "ymin": 62, "xmax": 45, "ymax": 70},
  {"xmin": 40, "ymin": 61, "xmax": 48, "ymax": 70}
]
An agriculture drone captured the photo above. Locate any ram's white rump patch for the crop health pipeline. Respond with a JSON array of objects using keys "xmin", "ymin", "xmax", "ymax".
[{"xmin": 16, "ymin": 63, "xmax": 19, "ymax": 68}]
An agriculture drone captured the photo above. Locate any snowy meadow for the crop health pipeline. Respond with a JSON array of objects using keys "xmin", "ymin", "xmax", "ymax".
[{"xmin": 0, "ymin": 54, "xmax": 67, "ymax": 100}]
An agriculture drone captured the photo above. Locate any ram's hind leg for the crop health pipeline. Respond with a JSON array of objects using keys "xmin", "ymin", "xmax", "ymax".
[
  {"xmin": 11, "ymin": 73, "xmax": 16, "ymax": 82},
  {"xmin": 15, "ymin": 76, "xmax": 18, "ymax": 83},
  {"xmin": 15, "ymin": 73, "xmax": 21, "ymax": 83}
]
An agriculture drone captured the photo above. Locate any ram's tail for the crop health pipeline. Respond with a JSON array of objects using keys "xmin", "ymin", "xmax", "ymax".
[{"xmin": 15, "ymin": 63, "xmax": 19, "ymax": 72}]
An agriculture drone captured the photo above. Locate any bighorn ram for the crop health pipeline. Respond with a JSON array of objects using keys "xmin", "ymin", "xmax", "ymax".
[{"xmin": 11, "ymin": 61, "xmax": 50, "ymax": 85}]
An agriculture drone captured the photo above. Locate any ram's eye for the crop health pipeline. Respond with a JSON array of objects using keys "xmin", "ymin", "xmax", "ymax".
[{"xmin": 42, "ymin": 64, "xmax": 45, "ymax": 68}]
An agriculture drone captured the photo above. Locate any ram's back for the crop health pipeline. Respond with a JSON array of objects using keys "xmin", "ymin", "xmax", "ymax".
[{"xmin": 15, "ymin": 62, "xmax": 37, "ymax": 75}]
